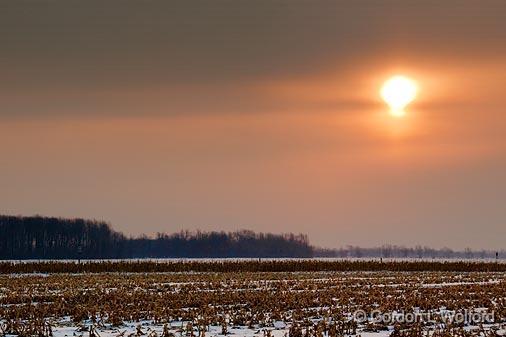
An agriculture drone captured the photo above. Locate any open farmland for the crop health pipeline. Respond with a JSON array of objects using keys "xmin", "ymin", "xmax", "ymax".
[{"xmin": 0, "ymin": 261, "xmax": 505, "ymax": 337}]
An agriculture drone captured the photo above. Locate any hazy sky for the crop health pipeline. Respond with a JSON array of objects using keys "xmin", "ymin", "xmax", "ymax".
[{"xmin": 1, "ymin": 1, "xmax": 506, "ymax": 249}]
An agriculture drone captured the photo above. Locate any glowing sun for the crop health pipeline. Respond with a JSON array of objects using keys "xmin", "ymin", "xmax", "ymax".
[{"xmin": 380, "ymin": 75, "xmax": 418, "ymax": 117}]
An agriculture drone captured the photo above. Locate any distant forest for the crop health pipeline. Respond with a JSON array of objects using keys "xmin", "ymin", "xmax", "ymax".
[
  {"xmin": 0, "ymin": 215, "xmax": 503, "ymax": 260},
  {"xmin": 0, "ymin": 215, "xmax": 312, "ymax": 259},
  {"xmin": 315, "ymin": 246, "xmax": 505, "ymax": 260}
]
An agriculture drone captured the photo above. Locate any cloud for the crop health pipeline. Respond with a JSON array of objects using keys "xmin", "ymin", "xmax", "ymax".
[{"xmin": 2, "ymin": 0, "xmax": 506, "ymax": 118}]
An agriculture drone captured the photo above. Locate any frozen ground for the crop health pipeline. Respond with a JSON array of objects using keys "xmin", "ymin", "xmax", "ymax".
[
  {"xmin": 1, "ymin": 271, "xmax": 505, "ymax": 337},
  {"xmin": 17, "ymin": 316, "xmax": 506, "ymax": 337}
]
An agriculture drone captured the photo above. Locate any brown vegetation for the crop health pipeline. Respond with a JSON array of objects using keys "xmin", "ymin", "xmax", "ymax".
[{"xmin": 0, "ymin": 270, "xmax": 504, "ymax": 337}]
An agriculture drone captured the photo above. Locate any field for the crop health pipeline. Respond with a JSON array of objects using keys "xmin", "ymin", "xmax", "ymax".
[{"xmin": 0, "ymin": 261, "xmax": 505, "ymax": 337}]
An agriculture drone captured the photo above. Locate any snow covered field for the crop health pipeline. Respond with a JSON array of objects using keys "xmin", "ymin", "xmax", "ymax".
[{"xmin": 1, "ymin": 271, "xmax": 505, "ymax": 337}]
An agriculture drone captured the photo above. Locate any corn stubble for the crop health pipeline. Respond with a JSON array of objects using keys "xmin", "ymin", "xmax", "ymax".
[{"xmin": 0, "ymin": 262, "xmax": 504, "ymax": 337}]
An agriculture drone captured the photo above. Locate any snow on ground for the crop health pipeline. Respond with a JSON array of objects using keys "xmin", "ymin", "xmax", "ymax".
[{"xmin": 1, "ymin": 270, "xmax": 504, "ymax": 337}]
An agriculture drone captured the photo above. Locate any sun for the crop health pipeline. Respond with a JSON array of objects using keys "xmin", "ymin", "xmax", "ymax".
[{"xmin": 380, "ymin": 75, "xmax": 418, "ymax": 117}]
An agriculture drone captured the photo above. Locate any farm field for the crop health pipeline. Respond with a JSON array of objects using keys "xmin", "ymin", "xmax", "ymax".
[{"xmin": 1, "ymin": 262, "xmax": 505, "ymax": 337}]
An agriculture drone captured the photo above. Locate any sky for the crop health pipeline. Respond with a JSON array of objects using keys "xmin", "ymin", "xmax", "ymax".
[{"xmin": 1, "ymin": 0, "xmax": 506, "ymax": 250}]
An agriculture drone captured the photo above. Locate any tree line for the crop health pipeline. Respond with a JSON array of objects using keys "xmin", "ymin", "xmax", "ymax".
[
  {"xmin": 0, "ymin": 215, "xmax": 502, "ymax": 260},
  {"xmin": 315, "ymin": 244, "xmax": 504, "ymax": 260},
  {"xmin": 0, "ymin": 215, "xmax": 312, "ymax": 259}
]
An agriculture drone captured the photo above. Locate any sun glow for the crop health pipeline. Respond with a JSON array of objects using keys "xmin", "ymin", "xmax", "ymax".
[{"xmin": 380, "ymin": 75, "xmax": 418, "ymax": 117}]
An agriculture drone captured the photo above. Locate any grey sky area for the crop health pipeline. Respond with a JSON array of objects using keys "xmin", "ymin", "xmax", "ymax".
[{"xmin": 1, "ymin": 1, "xmax": 505, "ymax": 249}]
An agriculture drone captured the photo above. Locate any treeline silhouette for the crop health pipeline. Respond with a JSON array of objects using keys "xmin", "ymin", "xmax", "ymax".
[
  {"xmin": 315, "ymin": 245, "xmax": 505, "ymax": 260},
  {"xmin": 0, "ymin": 215, "xmax": 503, "ymax": 261},
  {"xmin": 0, "ymin": 215, "xmax": 312, "ymax": 259}
]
